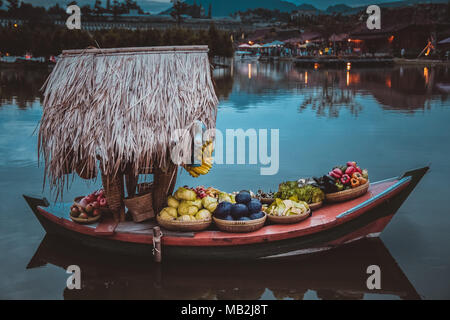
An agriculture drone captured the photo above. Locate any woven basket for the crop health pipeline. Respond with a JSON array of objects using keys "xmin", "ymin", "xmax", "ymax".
[
  {"xmin": 70, "ymin": 213, "xmax": 102, "ymax": 225},
  {"xmin": 157, "ymin": 216, "xmax": 212, "ymax": 231},
  {"xmin": 258, "ymin": 198, "xmax": 322, "ymax": 210},
  {"xmin": 101, "ymin": 174, "xmax": 124, "ymax": 211},
  {"xmin": 309, "ymin": 201, "xmax": 323, "ymax": 210},
  {"xmin": 213, "ymin": 214, "xmax": 267, "ymax": 233},
  {"xmin": 124, "ymin": 192, "xmax": 154, "ymax": 223},
  {"xmin": 267, "ymin": 209, "xmax": 310, "ymax": 224},
  {"xmin": 325, "ymin": 181, "xmax": 370, "ymax": 203}
]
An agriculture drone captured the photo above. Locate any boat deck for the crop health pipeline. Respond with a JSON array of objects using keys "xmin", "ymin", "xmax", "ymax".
[{"xmin": 39, "ymin": 179, "xmax": 405, "ymax": 246}]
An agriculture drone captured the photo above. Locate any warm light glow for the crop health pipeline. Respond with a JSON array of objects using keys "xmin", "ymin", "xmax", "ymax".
[
  {"xmin": 424, "ymin": 67, "xmax": 429, "ymax": 85},
  {"xmin": 305, "ymin": 40, "xmax": 309, "ymax": 44},
  {"xmin": 386, "ymin": 77, "xmax": 391, "ymax": 88},
  {"xmin": 248, "ymin": 41, "xmax": 254, "ymax": 45},
  {"xmin": 6, "ymin": 53, "xmax": 9, "ymax": 56},
  {"xmin": 248, "ymin": 63, "xmax": 252, "ymax": 79},
  {"xmin": 388, "ymin": 35, "xmax": 394, "ymax": 43},
  {"xmin": 305, "ymin": 71, "xmax": 308, "ymax": 84},
  {"xmin": 13, "ymin": 24, "xmax": 18, "ymax": 28},
  {"xmin": 346, "ymin": 71, "xmax": 350, "ymax": 86},
  {"xmin": 319, "ymin": 50, "xmax": 323, "ymax": 55},
  {"xmin": 25, "ymin": 55, "xmax": 31, "ymax": 60},
  {"xmin": 348, "ymin": 38, "xmax": 351, "ymax": 42},
  {"xmin": 347, "ymin": 62, "xmax": 351, "ymax": 71},
  {"xmin": 314, "ymin": 63, "xmax": 318, "ymax": 69},
  {"xmin": 425, "ymin": 48, "xmax": 430, "ymax": 56}
]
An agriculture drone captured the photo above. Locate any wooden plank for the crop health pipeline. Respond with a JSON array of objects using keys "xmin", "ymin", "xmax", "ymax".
[
  {"xmin": 95, "ymin": 216, "xmax": 118, "ymax": 236},
  {"xmin": 116, "ymin": 221, "xmax": 156, "ymax": 233}
]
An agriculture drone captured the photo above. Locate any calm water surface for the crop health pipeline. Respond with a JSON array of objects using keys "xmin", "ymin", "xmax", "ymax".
[{"xmin": 0, "ymin": 62, "xmax": 449, "ymax": 299}]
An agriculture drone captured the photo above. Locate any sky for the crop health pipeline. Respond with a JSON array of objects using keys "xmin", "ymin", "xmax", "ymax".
[{"xmin": 2, "ymin": 0, "xmax": 420, "ymax": 13}]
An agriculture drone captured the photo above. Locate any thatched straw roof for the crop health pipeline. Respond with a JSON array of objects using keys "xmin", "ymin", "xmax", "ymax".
[{"xmin": 39, "ymin": 46, "xmax": 218, "ymax": 193}]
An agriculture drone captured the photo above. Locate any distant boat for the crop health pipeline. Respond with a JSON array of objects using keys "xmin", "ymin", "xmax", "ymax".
[
  {"xmin": 235, "ymin": 51, "xmax": 260, "ymax": 61},
  {"xmin": 436, "ymin": 83, "xmax": 450, "ymax": 93}
]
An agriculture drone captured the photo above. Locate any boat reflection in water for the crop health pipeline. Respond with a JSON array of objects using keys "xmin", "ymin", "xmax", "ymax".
[{"xmin": 27, "ymin": 236, "xmax": 420, "ymax": 300}]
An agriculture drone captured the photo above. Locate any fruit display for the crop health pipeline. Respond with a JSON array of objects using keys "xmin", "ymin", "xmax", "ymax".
[
  {"xmin": 70, "ymin": 189, "xmax": 107, "ymax": 223},
  {"xmin": 266, "ymin": 198, "xmax": 310, "ymax": 217},
  {"xmin": 255, "ymin": 190, "xmax": 275, "ymax": 199},
  {"xmin": 158, "ymin": 186, "xmax": 216, "ymax": 223},
  {"xmin": 316, "ymin": 161, "xmax": 369, "ymax": 193},
  {"xmin": 265, "ymin": 198, "xmax": 311, "ymax": 224},
  {"xmin": 183, "ymin": 140, "xmax": 214, "ymax": 178},
  {"xmin": 213, "ymin": 191, "xmax": 265, "ymax": 222},
  {"xmin": 274, "ymin": 181, "xmax": 324, "ymax": 204}
]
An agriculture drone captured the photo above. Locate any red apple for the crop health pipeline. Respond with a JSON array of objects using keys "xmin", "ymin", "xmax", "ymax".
[{"xmin": 99, "ymin": 198, "xmax": 107, "ymax": 207}]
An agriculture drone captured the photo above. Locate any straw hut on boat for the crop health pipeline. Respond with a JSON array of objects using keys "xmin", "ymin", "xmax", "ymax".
[{"xmin": 39, "ymin": 46, "xmax": 219, "ymax": 222}]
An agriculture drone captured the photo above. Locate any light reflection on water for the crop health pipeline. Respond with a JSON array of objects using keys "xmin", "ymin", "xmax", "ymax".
[{"xmin": 0, "ymin": 62, "xmax": 449, "ymax": 299}]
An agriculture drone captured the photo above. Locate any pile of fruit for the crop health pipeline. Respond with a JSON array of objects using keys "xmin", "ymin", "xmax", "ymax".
[
  {"xmin": 255, "ymin": 190, "xmax": 275, "ymax": 199},
  {"xmin": 274, "ymin": 181, "xmax": 324, "ymax": 204},
  {"xmin": 266, "ymin": 198, "xmax": 310, "ymax": 217},
  {"xmin": 70, "ymin": 189, "xmax": 107, "ymax": 220},
  {"xmin": 213, "ymin": 190, "xmax": 265, "ymax": 221},
  {"xmin": 315, "ymin": 161, "xmax": 369, "ymax": 193},
  {"xmin": 183, "ymin": 140, "xmax": 214, "ymax": 178},
  {"xmin": 158, "ymin": 187, "xmax": 217, "ymax": 222}
]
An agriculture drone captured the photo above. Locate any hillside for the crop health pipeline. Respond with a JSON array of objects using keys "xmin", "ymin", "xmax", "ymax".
[{"xmin": 183, "ymin": 0, "xmax": 298, "ymax": 17}]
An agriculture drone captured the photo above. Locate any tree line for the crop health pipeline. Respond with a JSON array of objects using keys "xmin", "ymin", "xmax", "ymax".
[{"xmin": 0, "ymin": 22, "xmax": 234, "ymax": 58}]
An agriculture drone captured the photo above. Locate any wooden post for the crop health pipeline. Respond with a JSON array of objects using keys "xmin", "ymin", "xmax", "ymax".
[{"xmin": 153, "ymin": 226, "xmax": 162, "ymax": 263}]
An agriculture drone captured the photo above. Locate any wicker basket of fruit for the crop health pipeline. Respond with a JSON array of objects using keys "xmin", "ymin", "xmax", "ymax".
[
  {"xmin": 213, "ymin": 214, "xmax": 266, "ymax": 233},
  {"xmin": 212, "ymin": 191, "xmax": 267, "ymax": 233},
  {"xmin": 308, "ymin": 201, "xmax": 323, "ymax": 210},
  {"xmin": 156, "ymin": 186, "xmax": 217, "ymax": 232},
  {"xmin": 70, "ymin": 190, "xmax": 110, "ymax": 224},
  {"xmin": 323, "ymin": 161, "xmax": 370, "ymax": 203},
  {"xmin": 157, "ymin": 214, "xmax": 212, "ymax": 232},
  {"xmin": 70, "ymin": 211, "xmax": 102, "ymax": 224},
  {"xmin": 325, "ymin": 180, "xmax": 370, "ymax": 203},
  {"xmin": 255, "ymin": 190, "xmax": 275, "ymax": 205},
  {"xmin": 266, "ymin": 198, "xmax": 311, "ymax": 225}
]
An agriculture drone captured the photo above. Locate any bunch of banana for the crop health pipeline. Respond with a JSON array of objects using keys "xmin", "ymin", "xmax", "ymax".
[{"xmin": 183, "ymin": 141, "xmax": 214, "ymax": 178}]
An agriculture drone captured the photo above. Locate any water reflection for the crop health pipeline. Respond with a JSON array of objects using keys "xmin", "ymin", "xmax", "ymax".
[
  {"xmin": 0, "ymin": 67, "xmax": 50, "ymax": 109},
  {"xmin": 298, "ymin": 70, "xmax": 362, "ymax": 117},
  {"xmin": 28, "ymin": 236, "xmax": 420, "ymax": 300},
  {"xmin": 218, "ymin": 62, "xmax": 449, "ymax": 115},
  {"xmin": 1, "ymin": 64, "xmax": 448, "ymax": 114}
]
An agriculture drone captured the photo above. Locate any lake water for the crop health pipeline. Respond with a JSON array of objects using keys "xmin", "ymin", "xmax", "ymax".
[{"xmin": 0, "ymin": 62, "xmax": 449, "ymax": 299}]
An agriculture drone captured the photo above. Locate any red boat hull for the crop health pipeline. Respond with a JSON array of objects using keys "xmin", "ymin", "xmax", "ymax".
[{"xmin": 24, "ymin": 167, "xmax": 428, "ymax": 260}]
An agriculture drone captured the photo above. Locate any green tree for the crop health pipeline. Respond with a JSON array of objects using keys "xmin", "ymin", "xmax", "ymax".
[
  {"xmin": 170, "ymin": 0, "xmax": 188, "ymax": 26},
  {"xmin": 94, "ymin": 0, "xmax": 103, "ymax": 16},
  {"xmin": 7, "ymin": 0, "xmax": 18, "ymax": 11}
]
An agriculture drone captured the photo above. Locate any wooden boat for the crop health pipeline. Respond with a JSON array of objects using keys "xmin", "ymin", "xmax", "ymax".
[
  {"xmin": 27, "ymin": 235, "xmax": 420, "ymax": 300},
  {"xmin": 23, "ymin": 166, "xmax": 428, "ymax": 260}
]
